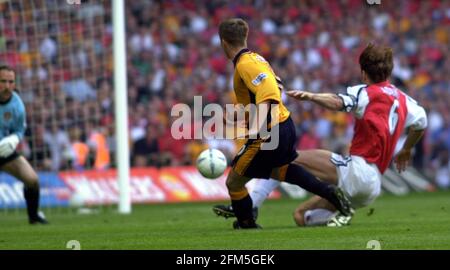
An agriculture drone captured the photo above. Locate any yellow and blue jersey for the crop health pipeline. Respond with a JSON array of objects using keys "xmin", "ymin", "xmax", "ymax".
[
  {"xmin": 230, "ymin": 49, "xmax": 298, "ymax": 179},
  {"xmin": 233, "ymin": 48, "xmax": 290, "ymax": 124}
]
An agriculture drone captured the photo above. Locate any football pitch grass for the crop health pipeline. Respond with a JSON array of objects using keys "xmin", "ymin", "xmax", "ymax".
[{"xmin": 1, "ymin": 191, "xmax": 449, "ymax": 250}]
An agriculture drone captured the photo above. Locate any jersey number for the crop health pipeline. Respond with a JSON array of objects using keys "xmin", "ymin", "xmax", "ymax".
[{"xmin": 388, "ymin": 100, "xmax": 399, "ymax": 135}]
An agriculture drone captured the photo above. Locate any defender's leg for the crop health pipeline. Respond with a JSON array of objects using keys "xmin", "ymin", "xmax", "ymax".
[{"xmin": 293, "ymin": 195, "xmax": 336, "ymax": 226}]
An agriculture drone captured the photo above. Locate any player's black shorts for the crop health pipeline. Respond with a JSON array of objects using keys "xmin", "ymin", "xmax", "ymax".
[
  {"xmin": 232, "ymin": 116, "xmax": 298, "ymax": 179},
  {"xmin": 0, "ymin": 151, "xmax": 20, "ymax": 167}
]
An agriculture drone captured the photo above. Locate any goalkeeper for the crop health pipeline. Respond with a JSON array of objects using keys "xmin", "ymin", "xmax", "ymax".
[{"xmin": 0, "ymin": 65, "xmax": 48, "ymax": 224}]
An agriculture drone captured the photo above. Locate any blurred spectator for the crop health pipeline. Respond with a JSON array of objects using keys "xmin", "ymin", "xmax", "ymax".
[
  {"xmin": 157, "ymin": 120, "xmax": 188, "ymax": 166},
  {"xmin": 297, "ymin": 123, "xmax": 321, "ymax": 150},
  {"xmin": 26, "ymin": 126, "xmax": 52, "ymax": 171},
  {"xmin": 61, "ymin": 69, "xmax": 97, "ymax": 102},
  {"xmin": 132, "ymin": 125, "xmax": 160, "ymax": 167},
  {"xmin": 69, "ymin": 127, "xmax": 90, "ymax": 171},
  {"xmin": 43, "ymin": 123, "xmax": 71, "ymax": 171},
  {"xmin": 86, "ymin": 122, "xmax": 111, "ymax": 170}
]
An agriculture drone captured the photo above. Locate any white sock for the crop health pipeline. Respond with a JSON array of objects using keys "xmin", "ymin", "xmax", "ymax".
[
  {"xmin": 249, "ymin": 178, "xmax": 281, "ymax": 209},
  {"xmin": 304, "ymin": 209, "xmax": 336, "ymax": 226}
]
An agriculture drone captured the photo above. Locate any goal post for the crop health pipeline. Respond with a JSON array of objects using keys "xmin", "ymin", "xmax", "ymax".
[{"xmin": 112, "ymin": 0, "xmax": 131, "ymax": 214}]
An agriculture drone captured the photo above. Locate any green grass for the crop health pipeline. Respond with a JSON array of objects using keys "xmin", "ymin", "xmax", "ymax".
[{"xmin": 1, "ymin": 191, "xmax": 450, "ymax": 250}]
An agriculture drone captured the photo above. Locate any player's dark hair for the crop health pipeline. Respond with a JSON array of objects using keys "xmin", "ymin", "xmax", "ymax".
[
  {"xmin": 219, "ymin": 18, "xmax": 249, "ymax": 47},
  {"xmin": 359, "ymin": 43, "xmax": 393, "ymax": 83},
  {"xmin": 0, "ymin": 65, "xmax": 15, "ymax": 74}
]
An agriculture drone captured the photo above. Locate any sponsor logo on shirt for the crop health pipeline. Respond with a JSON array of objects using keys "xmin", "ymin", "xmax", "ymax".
[
  {"xmin": 252, "ymin": 73, "xmax": 267, "ymax": 86},
  {"xmin": 3, "ymin": 112, "xmax": 11, "ymax": 121}
]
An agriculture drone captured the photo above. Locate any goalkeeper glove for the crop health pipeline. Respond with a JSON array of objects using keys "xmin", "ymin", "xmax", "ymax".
[{"xmin": 0, "ymin": 134, "xmax": 20, "ymax": 158}]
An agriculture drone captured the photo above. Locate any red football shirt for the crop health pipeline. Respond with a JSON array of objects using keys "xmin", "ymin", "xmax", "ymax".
[{"xmin": 348, "ymin": 81, "xmax": 407, "ymax": 173}]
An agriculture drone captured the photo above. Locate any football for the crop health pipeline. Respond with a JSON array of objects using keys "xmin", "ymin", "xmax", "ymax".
[{"xmin": 196, "ymin": 149, "xmax": 228, "ymax": 179}]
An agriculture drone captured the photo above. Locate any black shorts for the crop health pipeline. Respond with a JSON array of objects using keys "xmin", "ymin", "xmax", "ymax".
[
  {"xmin": 232, "ymin": 116, "xmax": 298, "ymax": 179},
  {"xmin": 0, "ymin": 151, "xmax": 20, "ymax": 167}
]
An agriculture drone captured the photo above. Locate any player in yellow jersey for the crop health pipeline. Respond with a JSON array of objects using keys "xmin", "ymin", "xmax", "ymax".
[{"xmin": 218, "ymin": 18, "xmax": 352, "ymax": 229}]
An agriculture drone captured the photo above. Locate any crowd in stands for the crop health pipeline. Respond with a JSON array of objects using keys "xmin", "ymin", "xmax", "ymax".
[{"xmin": 0, "ymin": 0, "xmax": 449, "ymax": 188}]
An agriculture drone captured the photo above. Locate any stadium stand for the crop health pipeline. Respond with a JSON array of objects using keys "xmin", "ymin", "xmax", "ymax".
[{"xmin": 0, "ymin": 0, "xmax": 449, "ymax": 188}]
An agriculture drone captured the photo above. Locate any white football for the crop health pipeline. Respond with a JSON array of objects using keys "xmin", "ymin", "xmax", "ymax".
[{"xmin": 196, "ymin": 149, "xmax": 227, "ymax": 179}]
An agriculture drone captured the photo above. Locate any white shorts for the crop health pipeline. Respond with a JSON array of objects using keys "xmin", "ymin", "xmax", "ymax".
[{"xmin": 331, "ymin": 154, "xmax": 381, "ymax": 208}]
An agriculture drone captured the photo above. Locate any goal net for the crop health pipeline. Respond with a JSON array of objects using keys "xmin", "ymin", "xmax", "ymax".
[{"xmin": 0, "ymin": 0, "xmax": 115, "ymax": 212}]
